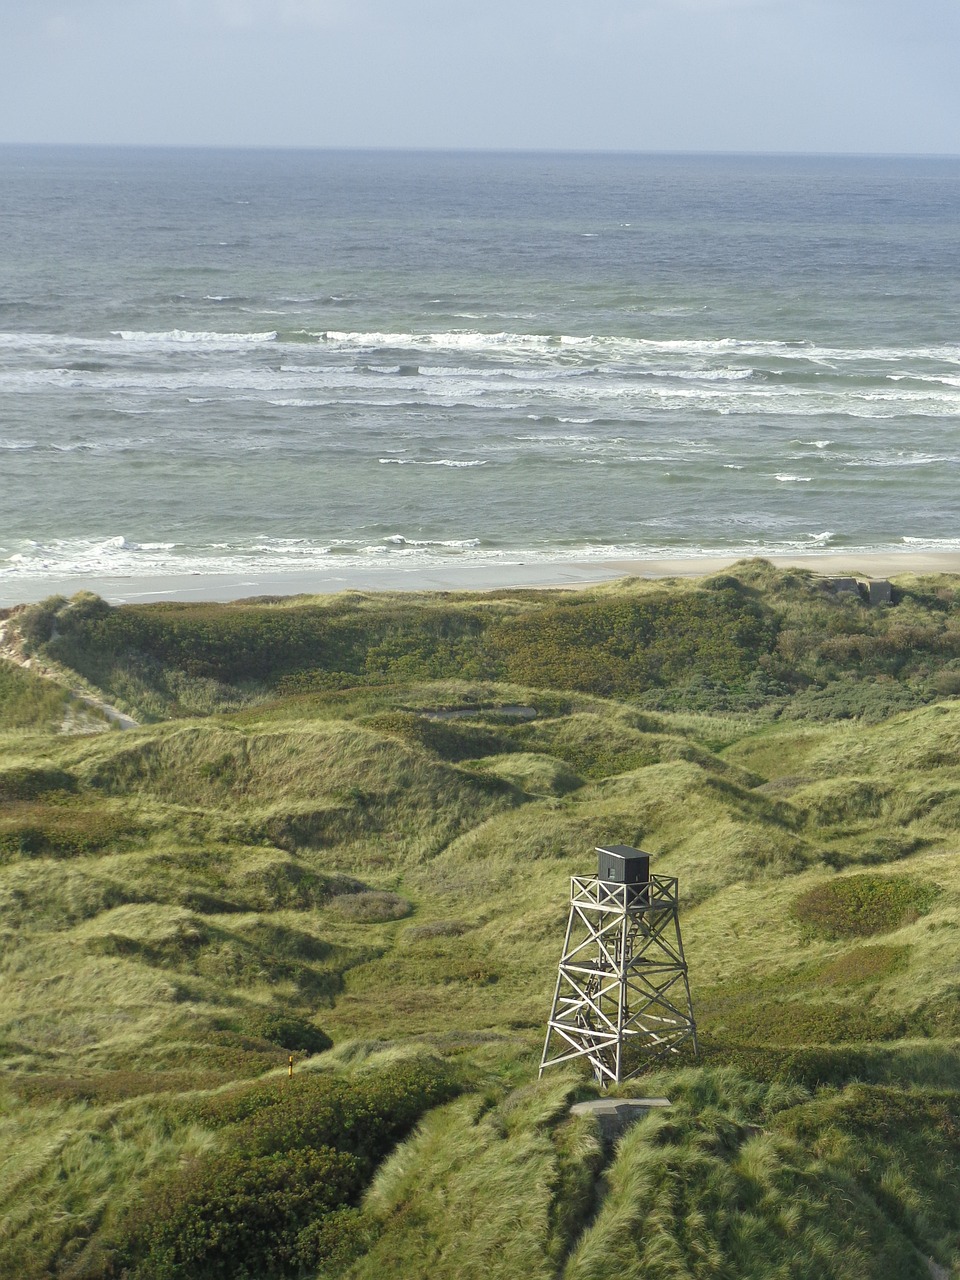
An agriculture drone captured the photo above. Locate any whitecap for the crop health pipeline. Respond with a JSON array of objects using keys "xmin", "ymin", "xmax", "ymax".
[
  {"xmin": 774, "ymin": 474, "xmax": 812, "ymax": 482},
  {"xmin": 378, "ymin": 458, "xmax": 487, "ymax": 468},
  {"xmin": 98, "ymin": 535, "xmax": 140, "ymax": 551},
  {"xmin": 373, "ymin": 536, "xmax": 482, "ymax": 552},
  {"xmin": 111, "ymin": 329, "xmax": 277, "ymax": 346}
]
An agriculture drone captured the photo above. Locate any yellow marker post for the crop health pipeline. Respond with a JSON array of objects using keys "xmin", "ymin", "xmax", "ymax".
[{"xmin": 288, "ymin": 1054, "xmax": 294, "ymax": 1078}]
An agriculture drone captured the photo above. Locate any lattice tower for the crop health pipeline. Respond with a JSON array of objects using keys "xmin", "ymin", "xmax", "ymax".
[{"xmin": 539, "ymin": 856, "xmax": 697, "ymax": 1086}]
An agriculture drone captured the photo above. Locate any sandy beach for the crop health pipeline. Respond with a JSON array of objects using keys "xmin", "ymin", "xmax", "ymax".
[{"xmin": 3, "ymin": 551, "xmax": 960, "ymax": 609}]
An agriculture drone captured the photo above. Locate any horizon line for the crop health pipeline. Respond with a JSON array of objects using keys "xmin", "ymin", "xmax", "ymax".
[{"xmin": 1, "ymin": 141, "xmax": 960, "ymax": 162}]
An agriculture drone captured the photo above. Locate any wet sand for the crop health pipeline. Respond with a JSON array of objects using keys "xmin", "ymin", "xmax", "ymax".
[{"xmin": 3, "ymin": 551, "xmax": 960, "ymax": 608}]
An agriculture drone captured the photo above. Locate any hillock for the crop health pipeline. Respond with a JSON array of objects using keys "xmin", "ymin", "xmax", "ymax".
[{"xmin": 2, "ymin": 561, "xmax": 960, "ymax": 1278}]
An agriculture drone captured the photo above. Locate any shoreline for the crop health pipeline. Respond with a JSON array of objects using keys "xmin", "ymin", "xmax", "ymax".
[{"xmin": 3, "ymin": 550, "xmax": 960, "ymax": 608}]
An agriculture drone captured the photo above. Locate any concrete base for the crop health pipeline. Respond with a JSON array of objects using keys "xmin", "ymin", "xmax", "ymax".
[{"xmin": 570, "ymin": 1097, "xmax": 671, "ymax": 1142}]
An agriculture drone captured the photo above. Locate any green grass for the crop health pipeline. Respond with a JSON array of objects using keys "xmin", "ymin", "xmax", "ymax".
[
  {"xmin": 0, "ymin": 658, "xmax": 76, "ymax": 732},
  {"xmin": 3, "ymin": 565, "xmax": 960, "ymax": 1277}
]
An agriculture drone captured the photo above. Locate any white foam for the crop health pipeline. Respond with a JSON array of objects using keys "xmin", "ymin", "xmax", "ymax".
[
  {"xmin": 844, "ymin": 452, "xmax": 955, "ymax": 469},
  {"xmin": 378, "ymin": 458, "xmax": 487, "ymax": 468},
  {"xmin": 8, "ymin": 530, "xmax": 960, "ymax": 582},
  {"xmin": 98, "ymin": 535, "xmax": 139, "ymax": 551},
  {"xmin": 774, "ymin": 474, "xmax": 812, "ymax": 482},
  {"xmin": 669, "ymin": 367, "xmax": 754, "ymax": 382},
  {"xmin": 111, "ymin": 329, "xmax": 278, "ymax": 346},
  {"xmin": 4, "ymin": 328, "xmax": 956, "ymax": 368},
  {"xmin": 378, "ymin": 535, "xmax": 483, "ymax": 551},
  {"xmin": 267, "ymin": 398, "xmax": 323, "ymax": 408}
]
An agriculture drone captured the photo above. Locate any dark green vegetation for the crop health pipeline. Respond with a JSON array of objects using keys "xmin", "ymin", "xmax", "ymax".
[
  {"xmin": 2, "ymin": 561, "xmax": 960, "ymax": 1279},
  {"xmin": 19, "ymin": 561, "xmax": 960, "ymax": 719}
]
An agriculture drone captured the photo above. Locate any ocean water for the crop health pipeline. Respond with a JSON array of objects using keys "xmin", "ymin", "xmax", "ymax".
[{"xmin": 2, "ymin": 146, "xmax": 960, "ymax": 585}]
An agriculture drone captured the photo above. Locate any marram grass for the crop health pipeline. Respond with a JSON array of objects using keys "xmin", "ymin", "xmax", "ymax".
[{"xmin": 2, "ymin": 565, "xmax": 960, "ymax": 1276}]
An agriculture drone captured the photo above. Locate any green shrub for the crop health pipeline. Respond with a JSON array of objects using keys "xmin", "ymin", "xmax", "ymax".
[
  {"xmin": 678, "ymin": 1035, "xmax": 875, "ymax": 1087},
  {"xmin": 233, "ymin": 1009, "xmax": 333, "ymax": 1056},
  {"xmin": 234, "ymin": 1059, "xmax": 459, "ymax": 1161},
  {"xmin": 815, "ymin": 944, "xmax": 909, "ymax": 986},
  {"xmin": 176, "ymin": 1057, "xmax": 459, "ymax": 1141},
  {"xmin": 791, "ymin": 874, "xmax": 941, "ymax": 940},
  {"xmin": 0, "ymin": 800, "xmax": 133, "ymax": 859},
  {"xmin": 12, "ymin": 1070, "xmax": 233, "ymax": 1105},
  {"xmin": 15, "ymin": 595, "xmax": 68, "ymax": 648},
  {"xmin": 125, "ymin": 1059, "xmax": 460, "ymax": 1279},
  {"xmin": 293, "ymin": 1206, "xmax": 374, "ymax": 1273},
  {"xmin": 129, "ymin": 1145, "xmax": 365, "ymax": 1280},
  {"xmin": 326, "ymin": 891, "xmax": 412, "ymax": 923},
  {"xmin": 714, "ymin": 998, "xmax": 906, "ymax": 1045},
  {"xmin": 404, "ymin": 920, "xmax": 468, "ymax": 941},
  {"xmin": 0, "ymin": 765, "xmax": 77, "ymax": 801},
  {"xmin": 484, "ymin": 589, "xmax": 778, "ymax": 696},
  {"xmin": 784, "ymin": 677, "xmax": 924, "ymax": 723}
]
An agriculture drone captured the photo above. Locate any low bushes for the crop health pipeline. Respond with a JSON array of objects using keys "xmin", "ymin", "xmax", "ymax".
[
  {"xmin": 0, "ymin": 799, "xmax": 134, "ymax": 859},
  {"xmin": 12, "ymin": 1069, "xmax": 233, "ymax": 1105},
  {"xmin": 713, "ymin": 997, "xmax": 906, "ymax": 1046},
  {"xmin": 326, "ymin": 891, "xmax": 412, "ymax": 924},
  {"xmin": 791, "ymin": 874, "xmax": 941, "ymax": 940},
  {"xmin": 486, "ymin": 589, "xmax": 778, "ymax": 696},
  {"xmin": 814, "ymin": 944, "xmax": 909, "ymax": 986},
  {"xmin": 783, "ymin": 677, "xmax": 924, "ymax": 724},
  {"xmin": 130, "ymin": 1145, "xmax": 365, "ymax": 1280},
  {"xmin": 686, "ymin": 1036, "xmax": 876, "ymax": 1088},
  {"xmin": 232, "ymin": 1009, "xmax": 332, "ymax": 1056},
  {"xmin": 0, "ymin": 764, "xmax": 77, "ymax": 801},
  {"xmin": 120, "ymin": 1057, "xmax": 460, "ymax": 1279}
]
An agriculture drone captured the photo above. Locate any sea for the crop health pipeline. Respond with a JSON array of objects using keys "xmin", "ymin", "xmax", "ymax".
[{"xmin": 2, "ymin": 146, "xmax": 960, "ymax": 593}]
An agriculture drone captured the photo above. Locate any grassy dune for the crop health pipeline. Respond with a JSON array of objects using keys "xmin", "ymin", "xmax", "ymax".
[{"xmin": 1, "ymin": 562, "xmax": 960, "ymax": 1278}]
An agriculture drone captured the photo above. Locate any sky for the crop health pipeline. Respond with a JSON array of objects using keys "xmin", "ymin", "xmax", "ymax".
[{"xmin": 1, "ymin": 0, "xmax": 959, "ymax": 154}]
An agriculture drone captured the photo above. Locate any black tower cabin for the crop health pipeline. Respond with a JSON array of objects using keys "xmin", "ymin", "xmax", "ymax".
[{"xmin": 539, "ymin": 845, "xmax": 697, "ymax": 1086}]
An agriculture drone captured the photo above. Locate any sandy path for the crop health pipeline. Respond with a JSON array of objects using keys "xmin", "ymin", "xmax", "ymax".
[{"xmin": 0, "ymin": 616, "xmax": 140, "ymax": 731}]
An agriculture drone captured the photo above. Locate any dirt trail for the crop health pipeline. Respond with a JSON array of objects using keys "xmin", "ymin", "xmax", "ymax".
[{"xmin": 0, "ymin": 616, "xmax": 140, "ymax": 731}]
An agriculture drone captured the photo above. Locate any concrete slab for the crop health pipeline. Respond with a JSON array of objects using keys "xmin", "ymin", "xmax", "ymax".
[{"xmin": 570, "ymin": 1097, "xmax": 671, "ymax": 1141}]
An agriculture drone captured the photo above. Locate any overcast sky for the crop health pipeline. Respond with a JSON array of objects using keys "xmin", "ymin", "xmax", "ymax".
[{"xmin": 2, "ymin": 0, "xmax": 959, "ymax": 154}]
